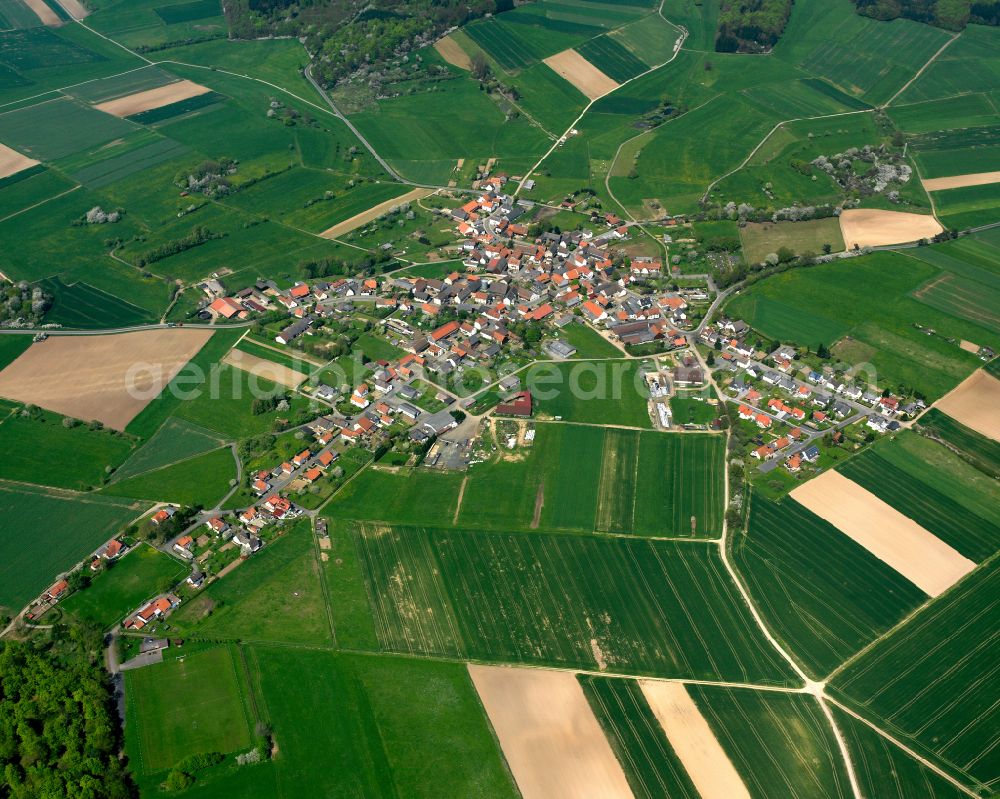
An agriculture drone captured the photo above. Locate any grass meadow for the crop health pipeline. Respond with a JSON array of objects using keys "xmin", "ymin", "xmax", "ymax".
[
  {"xmin": 0, "ymin": 482, "xmax": 143, "ymax": 613},
  {"xmin": 351, "ymin": 521, "xmax": 797, "ymax": 683},
  {"xmin": 831, "ymin": 558, "xmax": 1000, "ymax": 794},
  {"xmin": 524, "ymin": 359, "xmax": 651, "ymax": 427},
  {"xmin": 125, "ymin": 644, "xmax": 254, "ymax": 774},
  {"xmin": 60, "ymin": 543, "xmax": 186, "ymax": 628},
  {"xmin": 100, "ymin": 445, "xmax": 235, "ymax": 507},
  {"xmin": 112, "ymin": 417, "xmax": 223, "ymax": 482},
  {"xmin": 733, "ymin": 494, "xmax": 926, "ymax": 678},
  {"xmin": 740, "ymin": 218, "xmax": 845, "ymax": 264},
  {"xmin": 580, "ymin": 675, "xmax": 699, "ymax": 799},
  {"xmin": 0, "ymin": 405, "xmax": 135, "ymax": 490},
  {"xmin": 917, "ymin": 408, "xmax": 1000, "ymax": 478}
]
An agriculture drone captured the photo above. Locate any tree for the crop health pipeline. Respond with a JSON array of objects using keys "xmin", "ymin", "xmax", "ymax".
[
  {"xmin": 822, "ymin": 243, "xmax": 832, "ymax": 254},
  {"xmin": 817, "ymin": 342, "xmax": 830, "ymax": 359}
]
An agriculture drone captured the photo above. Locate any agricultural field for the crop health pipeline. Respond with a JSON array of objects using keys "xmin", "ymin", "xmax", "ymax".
[
  {"xmin": 733, "ymin": 494, "xmax": 926, "ymax": 677},
  {"xmin": 112, "ymin": 417, "xmax": 223, "ymax": 482},
  {"xmin": 579, "ymin": 675, "xmax": 698, "ymax": 799},
  {"xmin": 740, "ymin": 218, "xmax": 845, "ymax": 264},
  {"xmin": 524, "ymin": 359, "xmax": 651, "ymax": 427},
  {"xmin": 125, "ymin": 644, "xmax": 254, "ymax": 775},
  {"xmin": 830, "ymin": 558, "xmax": 1000, "ymax": 794},
  {"xmin": 725, "ymin": 250, "xmax": 1000, "ymax": 400},
  {"xmin": 60, "ymin": 543, "xmax": 186, "ymax": 628},
  {"xmin": 0, "ymin": 481, "xmax": 144, "ymax": 612},
  {"xmin": 351, "ymin": 521, "xmax": 796, "ymax": 683},
  {"xmin": 99, "ymin": 445, "xmax": 236, "ymax": 507},
  {"xmin": 0, "ymin": 403, "xmax": 135, "ymax": 489},
  {"xmin": 917, "ymin": 408, "xmax": 1000, "ymax": 478}
]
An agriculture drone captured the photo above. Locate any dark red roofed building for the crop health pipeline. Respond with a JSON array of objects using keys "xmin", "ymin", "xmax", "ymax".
[{"xmin": 496, "ymin": 391, "xmax": 533, "ymax": 417}]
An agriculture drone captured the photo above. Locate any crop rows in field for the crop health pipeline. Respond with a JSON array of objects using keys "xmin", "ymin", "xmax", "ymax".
[
  {"xmin": 831, "ymin": 558, "xmax": 1000, "ymax": 793},
  {"xmin": 579, "ymin": 676, "xmax": 698, "ymax": 799},
  {"xmin": 839, "ymin": 447, "xmax": 1000, "ymax": 562},
  {"xmin": 576, "ymin": 35, "xmax": 648, "ymax": 82},
  {"xmin": 934, "ymin": 183, "xmax": 1000, "ymax": 230},
  {"xmin": 352, "ymin": 522, "xmax": 797, "ymax": 683},
  {"xmin": 113, "ymin": 417, "xmax": 222, "ymax": 482},
  {"xmin": 734, "ymin": 495, "xmax": 925, "ymax": 677},
  {"xmin": 38, "ymin": 276, "xmax": 153, "ymax": 328},
  {"xmin": 127, "ymin": 90, "xmax": 224, "ymax": 124},
  {"xmin": 463, "ymin": 19, "xmax": 539, "ymax": 70},
  {"xmin": 71, "ymin": 136, "xmax": 190, "ymax": 188},
  {"xmin": 0, "ymin": 96, "xmax": 136, "ymax": 161}
]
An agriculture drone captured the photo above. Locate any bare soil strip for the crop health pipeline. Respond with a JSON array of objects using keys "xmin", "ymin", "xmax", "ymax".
[
  {"xmin": 0, "ymin": 329, "xmax": 213, "ymax": 430},
  {"xmin": 222, "ymin": 349, "xmax": 307, "ymax": 388},
  {"xmin": 0, "ymin": 142, "xmax": 38, "ymax": 179},
  {"xmin": 922, "ymin": 170, "xmax": 1000, "ymax": 192},
  {"xmin": 469, "ymin": 664, "xmax": 634, "ymax": 799},
  {"xmin": 530, "ymin": 482, "xmax": 544, "ymax": 528},
  {"xmin": 434, "ymin": 35, "xmax": 472, "ymax": 70},
  {"xmin": 640, "ymin": 680, "xmax": 751, "ymax": 799},
  {"xmin": 839, "ymin": 209, "xmax": 943, "ymax": 249},
  {"xmin": 790, "ymin": 470, "xmax": 976, "ymax": 596},
  {"xmin": 452, "ymin": 475, "xmax": 468, "ymax": 525},
  {"xmin": 933, "ymin": 369, "xmax": 1000, "ymax": 443},
  {"xmin": 52, "ymin": 0, "xmax": 88, "ymax": 17},
  {"xmin": 94, "ymin": 80, "xmax": 212, "ymax": 117},
  {"xmin": 959, "ymin": 340, "xmax": 980, "ymax": 353},
  {"xmin": 22, "ymin": 0, "xmax": 60, "ymax": 25},
  {"xmin": 542, "ymin": 50, "xmax": 619, "ymax": 100},
  {"xmin": 319, "ymin": 188, "xmax": 433, "ymax": 239}
]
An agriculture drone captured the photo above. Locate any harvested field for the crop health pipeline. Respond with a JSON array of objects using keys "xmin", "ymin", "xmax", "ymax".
[
  {"xmin": 790, "ymin": 470, "xmax": 975, "ymax": 597},
  {"xmin": 543, "ymin": 49, "xmax": 619, "ymax": 100},
  {"xmin": 960, "ymin": 339, "xmax": 980, "ymax": 353},
  {"xmin": 319, "ymin": 187, "xmax": 432, "ymax": 239},
  {"xmin": 22, "ymin": 0, "xmax": 59, "ymax": 25},
  {"xmin": 94, "ymin": 80, "xmax": 212, "ymax": 118},
  {"xmin": 434, "ymin": 35, "xmax": 472, "ymax": 70},
  {"xmin": 839, "ymin": 208, "xmax": 943, "ymax": 248},
  {"xmin": 923, "ymin": 170, "xmax": 1000, "ymax": 192},
  {"xmin": 469, "ymin": 665, "xmax": 633, "ymax": 799},
  {"xmin": 0, "ymin": 329, "xmax": 213, "ymax": 430},
  {"xmin": 52, "ymin": 0, "xmax": 88, "ymax": 17},
  {"xmin": 639, "ymin": 681, "xmax": 751, "ymax": 799},
  {"xmin": 0, "ymin": 142, "xmax": 38, "ymax": 179},
  {"xmin": 222, "ymin": 348, "xmax": 307, "ymax": 388},
  {"xmin": 933, "ymin": 369, "xmax": 1000, "ymax": 442}
]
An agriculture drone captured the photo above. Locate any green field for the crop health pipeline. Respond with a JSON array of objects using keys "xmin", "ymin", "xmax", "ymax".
[
  {"xmin": 577, "ymin": 35, "xmax": 648, "ymax": 82},
  {"xmin": 725, "ymin": 251, "xmax": 999, "ymax": 400},
  {"xmin": 352, "ymin": 521, "xmax": 796, "ymax": 683},
  {"xmin": 0, "ymin": 166, "xmax": 76, "ymax": 220},
  {"xmin": 688, "ymin": 685, "xmax": 853, "ymax": 798},
  {"xmin": 733, "ymin": 494, "xmax": 926, "ymax": 678},
  {"xmin": 0, "ymin": 482, "xmax": 143, "ymax": 612},
  {"xmin": 555, "ymin": 321, "xmax": 624, "ymax": 358},
  {"xmin": 0, "ymin": 405, "xmax": 135, "ymax": 490},
  {"xmin": 668, "ymin": 394, "xmax": 720, "ymax": 425},
  {"xmin": 838, "ymin": 438, "xmax": 1000, "ymax": 561},
  {"xmin": 112, "ymin": 417, "xmax": 223, "ymax": 482},
  {"xmin": 524, "ymin": 359, "xmax": 651, "ymax": 427},
  {"xmin": 60, "ymin": 543, "xmax": 186, "ymax": 628},
  {"xmin": 38, "ymin": 275, "xmax": 158, "ymax": 328},
  {"xmin": 918, "ymin": 408, "xmax": 1000, "ymax": 478},
  {"xmin": 100, "ymin": 445, "xmax": 235, "ymax": 507},
  {"xmin": 0, "ymin": 334, "xmax": 30, "ymax": 369},
  {"xmin": 327, "ymin": 466, "xmax": 465, "ymax": 527},
  {"xmin": 831, "ymin": 558, "xmax": 1000, "ymax": 794},
  {"xmin": 580, "ymin": 675, "xmax": 698, "ymax": 799},
  {"xmin": 169, "ymin": 519, "xmax": 332, "ymax": 645},
  {"xmin": 125, "ymin": 644, "xmax": 254, "ymax": 774},
  {"xmin": 934, "ymin": 182, "xmax": 1000, "ymax": 230},
  {"xmin": 0, "ymin": 96, "xmax": 136, "ymax": 161},
  {"xmin": 740, "ymin": 218, "xmax": 845, "ymax": 264}
]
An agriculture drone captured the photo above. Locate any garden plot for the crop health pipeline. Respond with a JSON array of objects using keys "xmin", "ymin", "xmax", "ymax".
[
  {"xmin": 839, "ymin": 208, "xmax": 943, "ymax": 248},
  {"xmin": 639, "ymin": 681, "xmax": 750, "ymax": 799},
  {"xmin": 94, "ymin": 79, "xmax": 211, "ymax": 117},
  {"xmin": 923, "ymin": 170, "xmax": 1000, "ymax": 192},
  {"xmin": 0, "ymin": 328, "xmax": 213, "ymax": 430},
  {"xmin": 469, "ymin": 665, "xmax": 634, "ymax": 799},
  {"xmin": 543, "ymin": 49, "xmax": 618, "ymax": 100},
  {"xmin": 222, "ymin": 348, "xmax": 308, "ymax": 389},
  {"xmin": 932, "ymin": 369, "xmax": 1000, "ymax": 442},
  {"xmin": 0, "ymin": 141, "xmax": 37, "ymax": 178},
  {"xmin": 790, "ymin": 470, "xmax": 975, "ymax": 597}
]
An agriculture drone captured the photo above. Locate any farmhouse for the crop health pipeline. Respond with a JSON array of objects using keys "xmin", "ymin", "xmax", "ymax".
[{"xmin": 496, "ymin": 391, "xmax": 533, "ymax": 417}]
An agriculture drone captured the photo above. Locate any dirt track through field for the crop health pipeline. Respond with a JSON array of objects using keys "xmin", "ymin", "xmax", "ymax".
[
  {"xmin": 543, "ymin": 50, "xmax": 619, "ymax": 100},
  {"xmin": 790, "ymin": 470, "xmax": 975, "ymax": 596},
  {"xmin": 222, "ymin": 349, "xmax": 308, "ymax": 388},
  {"xmin": 319, "ymin": 188, "xmax": 433, "ymax": 239},
  {"xmin": 94, "ymin": 80, "xmax": 211, "ymax": 117},
  {"xmin": 469, "ymin": 664, "xmax": 634, "ymax": 799},
  {"xmin": 434, "ymin": 35, "xmax": 472, "ymax": 70},
  {"xmin": 0, "ymin": 142, "xmax": 38, "ymax": 179},
  {"xmin": 922, "ymin": 170, "xmax": 1000, "ymax": 191},
  {"xmin": 22, "ymin": 0, "xmax": 59, "ymax": 25},
  {"xmin": 640, "ymin": 680, "xmax": 751, "ymax": 799},
  {"xmin": 932, "ymin": 369, "xmax": 1000, "ymax": 443},
  {"xmin": 839, "ymin": 209, "xmax": 943, "ymax": 248},
  {"xmin": 0, "ymin": 329, "xmax": 213, "ymax": 430}
]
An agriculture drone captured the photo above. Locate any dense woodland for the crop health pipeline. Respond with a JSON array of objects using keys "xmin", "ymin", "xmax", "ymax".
[
  {"xmin": 853, "ymin": 0, "xmax": 1000, "ymax": 28},
  {"xmin": 225, "ymin": 0, "xmax": 511, "ymax": 86},
  {"xmin": 715, "ymin": 0, "xmax": 794, "ymax": 52},
  {"xmin": 0, "ymin": 629, "xmax": 134, "ymax": 799}
]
